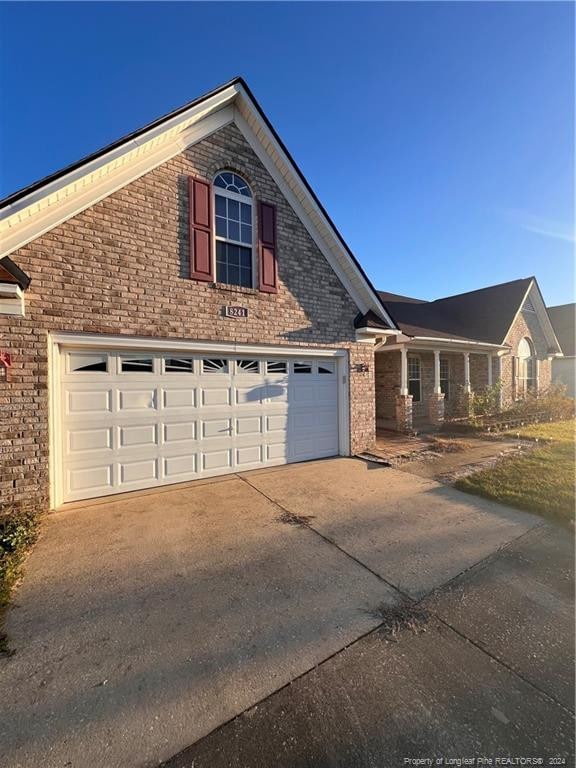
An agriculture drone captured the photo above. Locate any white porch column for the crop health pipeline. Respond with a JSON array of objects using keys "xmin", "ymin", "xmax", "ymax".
[
  {"xmin": 487, "ymin": 353, "xmax": 493, "ymax": 387},
  {"xmin": 400, "ymin": 346, "xmax": 408, "ymax": 395},
  {"xmin": 463, "ymin": 352, "xmax": 471, "ymax": 393},
  {"xmin": 433, "ymin": 350, "xmax": 442, "ymax": 394}
]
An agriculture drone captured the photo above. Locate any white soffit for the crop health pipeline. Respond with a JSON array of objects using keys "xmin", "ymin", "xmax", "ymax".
[{"xmin": 0, "ymin": 81, "xmax": 393, "ymax": 324}]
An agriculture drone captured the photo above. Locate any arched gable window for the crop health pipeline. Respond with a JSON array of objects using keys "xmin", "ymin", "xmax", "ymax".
[
  {"xmin": 214, "ymin": 171, "xmax": 253, "ymax": 288},
  {"xmin": 517, "ymin": 337, "xmax": 536, "ymax": 395}
]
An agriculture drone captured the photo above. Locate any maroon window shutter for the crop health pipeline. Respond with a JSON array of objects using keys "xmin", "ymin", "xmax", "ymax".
[
  {"xmin": 258, "ymin": 201, "xmax": 278, "ymax": 294},
  {"xmin": 189, "ymin": 176, "xmax": 213, "ymax": 281}
]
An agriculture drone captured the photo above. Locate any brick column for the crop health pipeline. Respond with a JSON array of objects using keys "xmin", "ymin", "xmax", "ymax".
[
  {"xmin": 428, "ymin": 392, "xmax": 445, "ymax": 425},
  {"xmin": 395, "ymin": 393, "xmax": 413, "ymax": 432}
]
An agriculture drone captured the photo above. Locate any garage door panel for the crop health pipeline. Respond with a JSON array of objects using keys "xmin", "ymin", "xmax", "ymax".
[
  {"xmin": 202, "ymin": 418, "xmax": 232, "ymax": 439},
  {"xmin": 163, "ymin": 454, "xmax": 197, "ymax": 478},
  {"xmin": 67, "ymin": 464, "xmax": 113, "ymax": 494},
  {"xmin": 235, "ymin": 416, "xmax": 263, "ymax": 435},
  {"xmin": 67, "ymin": 390, "xmax": 112, "ymax": 415},
  {"xmin": 60, "ymin": 348, "xmax": 341, "ymax": 502},
  {"xmin": 163, "ymin": 422, "xmax": 197, "ymax": 443},
  {"xmin": 162, "ymin": 388, "xmax": 196, "ymax": 409},
  {"xmin": 119, "ymin": 458, "xmax": 159, "ymax": 485},
  {"xmin": 119, "ymin": 389, "xmax": 157, "ymax": 411},
  {"xmin": 236, "ymin": 445, "xmax": 263, "ymax": 466},
  {"xmin": 118, "ymin": 423, "xmax": 158, "ymax": 448},
  {"xmin": 235, "ymin": 385, "xmax": 264, "ymax": 405},
  {"xmin": 201, "ymin": 387, "xmax": 231, "ymax": 407},
  {"xmin": 67, "ymin": 427, "xmax": 113, "ymax": 454},
  {"xmin": 266, "ymin": 414, "xmax": 288, "ymax": 432},
  {"xmin": 202, "ymin": 449, "xmax": 232, "ymax": 471}
]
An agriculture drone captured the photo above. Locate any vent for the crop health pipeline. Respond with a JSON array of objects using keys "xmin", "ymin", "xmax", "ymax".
[{"xmin": 523, "ymin": 295, "xmax": 536, "ymax": 312}]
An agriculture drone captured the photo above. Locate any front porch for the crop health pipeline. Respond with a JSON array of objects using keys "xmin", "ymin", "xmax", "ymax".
[{"xmin": 375, "ymin": 340, "xmax": 507, "ymax": 433}]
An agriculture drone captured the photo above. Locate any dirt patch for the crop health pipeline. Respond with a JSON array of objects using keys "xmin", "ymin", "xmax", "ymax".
[
  {"xmin": 429, "ymin": 438, "xmax": 473, "ymax": 453},
  {"xmin": 369, "ymin": 603, "xmax": 431, "ymax": 642},
  {"xmin": 277, "ymin": 511, "xmax": 315, "ymax": 527},
  {"xmin": 394, "ymin": 439, "xmax": 528, "ymax": 484}
]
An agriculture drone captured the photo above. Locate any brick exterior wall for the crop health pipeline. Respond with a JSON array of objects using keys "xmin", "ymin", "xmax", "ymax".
[
  {"xmin": 501, "ymin": 305, "xmax": 552, "ymax": 406},
  {"xmin": 375, "ymin": 351, "xmax": 400, "ymax": 423},
  {"xmin": 0, "ymin": 123, "xmax": 376, "ymax": 513}
]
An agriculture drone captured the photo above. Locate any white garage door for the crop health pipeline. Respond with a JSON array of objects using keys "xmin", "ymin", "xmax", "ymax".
[{"xmin": 59, "ymin": 348, "xmax": 340, "ymax": 502}]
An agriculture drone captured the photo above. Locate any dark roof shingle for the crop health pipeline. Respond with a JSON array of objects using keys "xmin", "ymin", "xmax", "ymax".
[
  {"xmin": 378, "ymin": 278, "xmax": 534, "ymax": 345},
  {"xmin": 548, "ymin": 304, "xmax": 575, "ymax": 357}
]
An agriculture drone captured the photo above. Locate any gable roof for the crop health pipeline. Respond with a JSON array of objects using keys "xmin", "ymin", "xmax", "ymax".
[
  {"xmin": 379, "ymin": 277, "xmax": 561, "ymax": 350},
  {"xmin": 547, "ymin": 303, "xmax": 575, "ymax": 356},
  {"xmin": 0, "ymin": 77, "xmax": 396, "ymax": 330}
]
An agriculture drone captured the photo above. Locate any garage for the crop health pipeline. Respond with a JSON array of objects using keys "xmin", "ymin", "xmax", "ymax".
[{"xmin": 54, "ymin": 340, "xmax": 343, "ymax": 503}]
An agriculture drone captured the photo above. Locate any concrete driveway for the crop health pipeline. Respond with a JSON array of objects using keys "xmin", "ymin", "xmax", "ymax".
[{"xmin": 0, "ymin": 458, "xmax": 557, "ymax": 767}]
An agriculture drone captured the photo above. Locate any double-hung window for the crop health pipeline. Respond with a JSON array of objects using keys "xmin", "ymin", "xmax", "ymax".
[
  {"xmin": 408, "ymin": 356, "xmax": 421, "ymax": 402},
  {"xmin": 517, "ymin": 337, "xmax": 536, "ymax": 396},
  {"xmin": 214, "ymin": 172, "xmax": 253, "ymax": 288},
  {"xmin": 440, "ymin": 359, "xmax": 450, "ymax": 400}
]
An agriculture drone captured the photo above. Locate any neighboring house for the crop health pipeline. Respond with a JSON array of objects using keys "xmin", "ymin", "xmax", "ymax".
[
  {"xmin": 374, "ymin": 278, "xmax": 562, "ymax": 431},
  {"xmin": 0, "ymin": 78, "xmax": 398, "ymax": 513},
  {"xmin": 548, "ymin": 303, "xmax": 576, "ymax": 397}
]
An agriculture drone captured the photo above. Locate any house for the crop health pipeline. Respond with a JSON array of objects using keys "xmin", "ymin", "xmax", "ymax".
[
  {"xmin": 0, "ymin": 78, "xmax": 399, "ymax": 512},
  {"xmin": 548, "ymin": 303, "xmax": 576, "ymax": 397},
  {"xmin": 374, "ymin": 279, "xmax": 562, "ymax": 432},
  {"xmin": 0, "ymin": 77, "xmax": 564, "ymax": 514}
]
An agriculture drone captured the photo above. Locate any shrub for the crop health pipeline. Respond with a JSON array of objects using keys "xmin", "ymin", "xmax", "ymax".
[
  {"xmin": 510, "ymin": 382, "xmax": 575, "ymax": 422},
  {"xmin": 0, "ymin": 509, "xmax": 39, "ymax": 608}
]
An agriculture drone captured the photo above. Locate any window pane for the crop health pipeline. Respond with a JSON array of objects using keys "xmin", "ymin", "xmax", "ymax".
[
  {"xmin": 294, "ymin": 362, "xmax": 312, "ymax": 374},
  {"xmin": 267, "ymin": 361, "xmax": 287, "ymax": 374},
  {"xmin": 240, "ymin": 203, "xmax": 251, "ymax": 223},
  {"xmin": 319, "ymin": 363, "xmax": 335, "ymax": 374},
  {"xmin": 222, "ymin": 172, "xmax": 233, "ymax": 186},
  {"xmin": 215, "ymin": 216, "xmax": 227, "ymax": 238},
  {"xmin": 240, "ymin": 224, "xmax": 252, "ymax": 244},
  {"xmin": 227, "ymin": 245, "xmax": 239, "ymax": 266},
  {"xmin": 216, "ymin": 260, "xmax": 227, "ymax": 283},
  {"xmin": 237, "ymin": 359, "xmax": 259, "ymax": 373},
  {"xmin": 227, "ymin": 199, "xmax": 240, "ymax": 221},
  {"xmin": 239, "ymin": 267, "xmax": 252, "ymax": 287},
  {"xmin": 202, "ymin": 358, "xmax": 228, "ymax": 373},
  {"xmin": 165, "ymin": 358, "xmax": 194, "ymax": 373},
  {"xmin": 121, "ymin": 357, "xmax": 153, "ymax": 373},
  {"xmin": 228, "ymin": 265, "xmax": 240, "ymax": 286},
  {"xmin": 239, "ymin": 247, "xmax": 251, "ymax": 269},
  {"xmin": 215, "ymin": 195, "xmax": 226, "ymax": 216},
  {"xmin": 216, "ymin": 243, "xmax": 253, "ymax": 288},
  {"xmin": 408, "ymin": 357, "xmax": 420, "ymax": 379},
  {"xmin": 70, "ymin": 353, "xmax": 108, "ymax": 373},
  {"xmin": 408, "ymin": 380, "xmax": 421, "ymax": 401},
  {"xmin": 228, "ymin": 221, "xmax": 240, "ymax": 241}
]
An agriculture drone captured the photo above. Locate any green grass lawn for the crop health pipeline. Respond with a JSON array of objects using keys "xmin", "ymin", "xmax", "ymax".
[{"xmin": 455, "ymin": 419, "xmax": 575, "ymax": 527}]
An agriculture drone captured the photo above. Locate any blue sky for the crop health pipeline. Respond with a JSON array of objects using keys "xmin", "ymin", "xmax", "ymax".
[{"xmin": 0, "ymin": 2, "xmax": 573, "ymax": 305}]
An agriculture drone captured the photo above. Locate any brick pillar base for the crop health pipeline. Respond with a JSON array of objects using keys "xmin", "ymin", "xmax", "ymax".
[
  {"xmin": 456, "ymin": 390, "xmax": 474, "ymax": 419},
  {"xmin": 395, "ymin": 394, "xmax": 413, "ymax": 432},
  {"xmin": 428, "ymin": 392, "xmax": 445, "ymax": 425}
]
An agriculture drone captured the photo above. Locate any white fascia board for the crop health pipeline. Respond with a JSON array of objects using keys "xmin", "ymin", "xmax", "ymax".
[
  {"xmin": 51, "ymin": 332, "xmax": 347, "ymax": 357},
  {"xmin": 233, "ymin": 92, "xmax": 394, "ymax": 327},
  {"xmin": 0, "ymin": 94, "xmax": 237, "ymax": 258},
  {"xmin": 502, "ymin": 279, "xmax": 561, "ymax": 353},
  {"xmin": 376, "ymin": 336, "xmax": 509, "ymax": 353},
  {"xmin": 0, "ymin": 283, "xmax": 24, "ymax": 315},
  {"xmin": 0, "ymin": 282, "xmax": 22, "ymax": 298}
]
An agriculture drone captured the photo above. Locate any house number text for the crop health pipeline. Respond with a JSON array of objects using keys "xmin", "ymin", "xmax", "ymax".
[{"xmin": 224, "ymin": 305, "xmax": 249, "ymax": 319}]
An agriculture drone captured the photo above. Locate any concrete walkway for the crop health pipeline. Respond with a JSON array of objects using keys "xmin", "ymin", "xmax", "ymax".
[{"xmin": 1, "ymin": 458, "xmax": 566, "ymax": 768}]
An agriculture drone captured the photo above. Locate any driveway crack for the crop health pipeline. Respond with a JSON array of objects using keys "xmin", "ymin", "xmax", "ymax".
[{"xmin": 237, "ymin": 473, "xmax": 412, "ymax": 603}]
